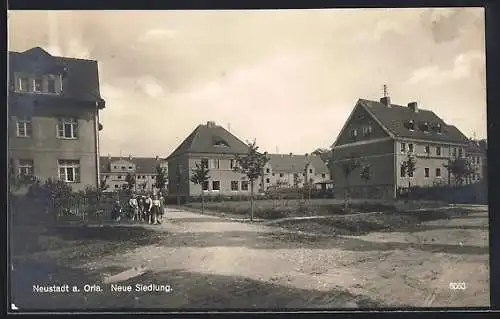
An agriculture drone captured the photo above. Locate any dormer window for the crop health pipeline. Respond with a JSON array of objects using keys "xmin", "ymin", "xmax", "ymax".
[
  {"xmin": 214, "ymin": 139, "xmax": 229, "ymax": 147},
  {"xmin": 434, "ymin": 123, "xmax": 442, "ymax": 134},
  {"xmin": 420, "ymin": 122, "xmax": 429, "ymax": 133},
  {"xmin": 406, "ymin": 120, "xmax": 415, "ymax": 131}
]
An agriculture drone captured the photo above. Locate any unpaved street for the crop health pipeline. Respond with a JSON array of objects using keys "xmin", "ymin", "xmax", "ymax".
[{"xmin": 77, "ymin": 206, "xmax": 489, "ymax": 308}]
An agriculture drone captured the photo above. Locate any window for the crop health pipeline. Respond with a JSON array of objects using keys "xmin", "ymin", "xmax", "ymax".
[
  {"xmin": 201, "ymin": 158, "xmax": 209, "ymax": 169},
  {"xmin": 18, "ymin": 76, "xmax": 29, "ymax": 91},
  {"xmin": 58, "ymin": 160, "xmax": 80, "ymax": 183},
  {"xmin": 362, "ymin": 125, "xmax": 373, "ymax": 136},
  {"xmin": 408, "ymin": 143, "xmax": 414, "ymax": 153},
  {"xmin": 33, "ymin": 78, "xmax": 42, "ymax": 92},
  {"xmin": 118, "ymin": 175, "xmax": 122, "ymax": 179},
  {"xmin": 400, "ymin": 143, "xmax": 406, "ymax": 153},
  {"xmin": 272, "ymin": 173, "xmax": 275, "ymax": 176},
  {"xmin": 231, "ymin": 181, "xmax": 239, "ymax": 191},
  {"xmin": 400, "ymin": 165, "xmax": 405, "ymax": 178},
  {"xmin": 210, "ymin": 159, "xmax": 220, "ymax": 169},
  {"xmin": 47, "ymin": 78, "xmax": 56, "ymax": 93},
  {"xmin": 266, "ymin": 178, "xmax": 270, "ymax": 183},
  {"xmin": 322, "ymin": 173, "xmax": 326, "ymax": 178},
  {"xmin": 458, "ymin": 148, "xmax": 463, "ymax": 158},
  {"xmin": 453, "ymin": 148, "xmax": 457, "ymax": 157},
  {"xmin": 57, "ymin": 118, "xmax": 78, "ymax": 139},
  {"xmin": 241, "ymin": 181, "xmax": 249, "ymax": 191},
  {"xmin": 424, "ymin": 168, "xmax": 429, "ymax": 178},
  {"xmin": 16, "ymin": 117, "xmax": 32, "ymax": 137},
  {"xmin": 212, "ymin": 181, "xmax": 220, "ymax": 191},
  {"xmin": 279, "ymin": 173, "xmax": 284, "ymax": 177},
  {"xmin": 425, "ymin": 145, "xmax": 430, "ymax": 154},
  {"xmin": 114, "ymin": 166, "xmax": 118, "ymax": 169},
  {"xmin": 435, "ymin": 123, "xmax": 442, "ymax": 134},
  {"xmin": 121, "ymin": 166, "xmax": 125, "ymax": 170},
  {"xmin": 436, "ymin": 146, "xmax": 441, "ymax": 156},
  {"xmin": 115, "ymin": 185, "xmax": 119, "ymax": 188},
  {"xmin": 266, "ymin": 168, "xmax": 270, "ymax": 173},
  {"xmin": 230, "ymin": 159, "xmax": 235, "ymax": 169},
  {"xmin": 202, "ymin": 181, "xmax": 209, "ymax": 191},
  {"xmin": 351, "ymin": 129, "xmax": 358, "ymax": 138},
  {"xmin": 129, "ymin": 166, "xmax": 132, "ymax": 169},
  {"xmin": 18, "ymin": 159, "xmax": 34, "ymax": 177},
  {"xmin": 435, "ymin": 168, "xmax": 441, "ymax": 177},
  {"xmin": 309, "ymin": 168, "xmax": 313, "ymax": 174}
]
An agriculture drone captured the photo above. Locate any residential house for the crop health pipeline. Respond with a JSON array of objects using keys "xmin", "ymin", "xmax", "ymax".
[
  {"xmin": 166, "ymin": 121, "xmax": 251, "ymax": 198},
  {"xmin": 330, "ymin": 93, "xmax": 471, "ymax": 199},
  {"xmin": 100, "ymin": 155, "xmax": 168, "ymax": 193},
  {"xmin": 261, "ymin": 153, "xmax": 330, "ymax": 191},
  {"xmin": 8, "ymin": 47, "xmax": 105, "ymax": 191},
  {"xmin": 466, "ymin": 139, "xmax": 487, "ymax": 183}
]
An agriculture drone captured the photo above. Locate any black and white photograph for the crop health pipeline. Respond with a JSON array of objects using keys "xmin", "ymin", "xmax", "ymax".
[{"xmin": 8, "ymin": 8, "xmax": 489, "ymax": 311}]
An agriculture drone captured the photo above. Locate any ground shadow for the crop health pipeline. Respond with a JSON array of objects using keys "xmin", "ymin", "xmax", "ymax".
[
  {"xmin": 146, "ymin": 230, "xmax": 489, "ymax": 255},
  {"xmin": 395, "ymin": 224, "xmax": 489, "ymax": 232},
  {"xmin": 11, "ymin": 259, "xmax": 384, "ymax": 310}
]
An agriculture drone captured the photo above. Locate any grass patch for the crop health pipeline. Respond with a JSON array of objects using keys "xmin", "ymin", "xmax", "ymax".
[
  {"xmin": 275, "ymin": 207, "xmax": 480, "ymax": 236},
  {"xmin": 183, "ymin": 199, "xmax": 447, "ymax": 220}
]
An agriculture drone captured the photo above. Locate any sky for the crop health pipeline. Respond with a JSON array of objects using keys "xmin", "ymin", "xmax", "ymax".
[{"xmin": 8, "ymin": 8, "xmax": 486, "ymax": 157}]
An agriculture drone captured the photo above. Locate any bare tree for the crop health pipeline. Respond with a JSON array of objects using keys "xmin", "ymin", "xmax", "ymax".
[{"xmin": 234, "ymin": 140, "xmax": 270, "ymax": 221}]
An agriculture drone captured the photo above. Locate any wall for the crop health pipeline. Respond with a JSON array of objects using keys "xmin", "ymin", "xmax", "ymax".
[
  {"xmin": 331, "ymin": 138, "xmax": 395, "ymax": 199},
  {"xmin": 9, "ymin": 101, "xmax": 98, "ymax": 191},
  {"xmin": 187, "ymin": 153, "xmax": 250, "ymax": 196}
]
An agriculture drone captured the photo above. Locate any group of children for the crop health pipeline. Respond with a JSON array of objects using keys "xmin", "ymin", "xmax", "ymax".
[{"xmin": 111, "ymin": 193, "xmax": 165, "ymax": 225}]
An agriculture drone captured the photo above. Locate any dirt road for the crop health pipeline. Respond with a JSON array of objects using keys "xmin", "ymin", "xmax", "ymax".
[{"xmin": 75, "ymin": 206, "xmax": 489, "ymax": 309}]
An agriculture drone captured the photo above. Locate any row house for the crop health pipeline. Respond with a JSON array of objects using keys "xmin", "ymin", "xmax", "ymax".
[
  {"xmin": 99, "ymin": 155, "xmax": 168, "ymax": 193},
  {"xmin": 261, "ymin": 153, "xmax": 330, "ymax": 191},
  {"xmin": 331, "ymin": 91, "xmax": 474, "ymax": 199},
  {"xmin": 8, "ymin": 47, "xmax": 105, "ymax": 191}
]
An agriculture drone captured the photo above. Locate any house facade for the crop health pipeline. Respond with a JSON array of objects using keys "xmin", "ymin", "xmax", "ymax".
[
  {"xmin": 331, "ymin": 94, "xmax": 472, "ymax": 199},
  {"xmin": 261, "ymin": 153, "xmax": 330, "ymax": 191},
  {"xmin": 166, "ymin": 121, "xmax": 252, "ymax": 198},
  {"xmin": 466, "ymin": 139, "xmax": 487, "ymax": 184},
  {"xmin": 99, "ymin": 156, "xmax": 168, "ymax": 193},
  {"xmin": 8, "ymin": 47, "xmax": 105, "ymax": 191}
]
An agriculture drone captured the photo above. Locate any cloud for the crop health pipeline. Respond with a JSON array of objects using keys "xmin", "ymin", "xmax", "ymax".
[
  {"xmin": 138, "ymin": 28, "xmax": 177, "ymax": 42},
  {"xmin": 351, "ymin": 18, "xmax": 405, "ymax": 43},
  {"xmin": 135, "ymin": 76, "xmax": 165, "ymax": 99},
  {"xmin": 420, "ymin": 8, "xmax": 484, "ymax": 44},
  {"xmin": 407, "ymin": 51, "xmax": 484, "ymax": 85}
]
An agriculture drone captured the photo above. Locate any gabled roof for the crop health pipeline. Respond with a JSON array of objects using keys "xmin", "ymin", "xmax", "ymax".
[
  {"xmin": 166, "ymin": 122, "xmax": 249, "ymax": 160},
  {"xmin": 8, "ymin": 47, "xmax": 101, "ymax": 102},
  {"xmin": 358, "ymin": 99, "xmax": 469, "ymax": 144},
  {"xmin": 100, "ymin": 157, "xmax": 167, "ymax": 174},
  {"xmin": 268, "ymin": 154, "xmax": 329, "ymax": 174}
]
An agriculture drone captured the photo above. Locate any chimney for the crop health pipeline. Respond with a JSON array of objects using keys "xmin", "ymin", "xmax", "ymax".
[
  {"xmin": 408, "ymin": 101, "xmax": 418, "ymax": 113},
  {"xmin": 155, "ymin": 155, "xmax": 159, "ymax": 160},
  {"xmin": 128, "ymin": 155, "xmax": 132, "ymax": 160},
  {"xmin": 305, "ymin": 153, "xmax": 309, "ymax": 158},
  {"xmin": 107, "ymin": 154, "xmax": 111, "ymax": 160},
  {"xmin": 289, "ymin": 152, "xmax": 293, "ymax": 158},
  {"xmin": 207, "ymin": 121, "xmax": 216, "ymax": 128},
  {"xmin": 380, "ymin": 84, "xmax": 391, "ymax": 107}
]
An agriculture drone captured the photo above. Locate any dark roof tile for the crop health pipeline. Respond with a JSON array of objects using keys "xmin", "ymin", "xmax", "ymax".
[
  {"xmin": 359, "ymin": 99, "xmax": 469, "ymax": 144},
  {"xmin": 268, "ymin": 154, "xmax": 329, "ymax": 174},
  {"xmin": 166, "ymin": 122, "xmax": 249, "ymax": 159}
]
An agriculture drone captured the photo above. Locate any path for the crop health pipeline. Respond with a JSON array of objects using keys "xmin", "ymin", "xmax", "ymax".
[{"xmin": 77, "ymin": 207, "xmax": 489, "ymax": 309}]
